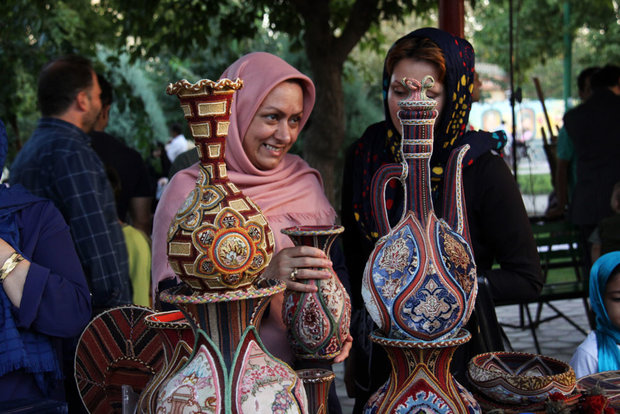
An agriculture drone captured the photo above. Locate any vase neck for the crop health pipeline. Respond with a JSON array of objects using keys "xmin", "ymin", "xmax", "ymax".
[
  {"xmin": 176, "ymin": 88, "xmax": 236, "ymax": 183},
  {"xmin": 290, "ymin": 233, "xmax": 339, "ymax": 256},
  {"xmin": 397, "ymin": 78, "xmax": 438, "ymax": 225}
]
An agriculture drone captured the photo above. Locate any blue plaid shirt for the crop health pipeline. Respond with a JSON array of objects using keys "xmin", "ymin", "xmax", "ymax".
[{"xmin": 10, "ymin": 118, "xmax": 131, "ymax": 309}]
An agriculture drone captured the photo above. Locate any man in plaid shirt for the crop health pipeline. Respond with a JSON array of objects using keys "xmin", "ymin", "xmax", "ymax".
[{"xmin": 10, "ymin": 55, "xmax": 131, "ymax": 313}]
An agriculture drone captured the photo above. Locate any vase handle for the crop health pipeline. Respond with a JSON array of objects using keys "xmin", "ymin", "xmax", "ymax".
[
  {"xmin": 370, "ymin": 163, "xmax": 404, "ymax": 238},
  {"xmin": 441, "ymin": 143, "xmax": 471, "ymax": 245}
]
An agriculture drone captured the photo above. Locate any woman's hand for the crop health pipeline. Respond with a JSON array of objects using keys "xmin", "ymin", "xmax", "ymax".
[
  {"xmin": 261, "ymin": 246, "xmax": 332, "ymax": 292},
  {"xmin": 333, "ymin": 334, "xmax": 353, "ymax": 364}
]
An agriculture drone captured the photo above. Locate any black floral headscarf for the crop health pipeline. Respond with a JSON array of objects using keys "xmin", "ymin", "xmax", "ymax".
[{"xmin": 351, "ymin": 27, "xmax": 506, "ymax": 243}]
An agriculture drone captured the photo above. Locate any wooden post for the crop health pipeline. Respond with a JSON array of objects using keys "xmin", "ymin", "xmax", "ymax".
[{"xmin": 438, "ymin": 0, "xmax": 465, "ymax": 38}]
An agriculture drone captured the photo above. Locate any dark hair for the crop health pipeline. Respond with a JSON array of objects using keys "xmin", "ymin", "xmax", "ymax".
[
  {"xmin": 97, "ymin": 73, "xmax": 113, "ymax": 107},
  {"xmin": 577, "ymin": 66, "xmax": 600, "ymax": 93},
  {"xmin": 37, "ymin": 55, "xmax": 95, "ymax": 117},
  {"xmin": 590, "ymin": 64, "xmax": 620, "ymax": 91},
  {"xmin": 170, "ymin": 123, "xmax": 183, "ymax": 135},
  {"xmin": 385, "ymin": 37, "xmax": 446, "ymax": 84}
]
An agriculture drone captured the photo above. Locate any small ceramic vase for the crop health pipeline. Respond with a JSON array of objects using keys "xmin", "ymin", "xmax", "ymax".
[
  {"xmin": 296, "ymin": 368, "xmax": 335, "ymax": 414},
  {"xmin": 281, "ymin": 225, "xmax": 351, "ymax": 360}
]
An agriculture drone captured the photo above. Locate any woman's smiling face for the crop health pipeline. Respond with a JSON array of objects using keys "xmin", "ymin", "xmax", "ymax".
[
  {"xmin": 243, "ymin": 81, "xmax": 304, "ymax": 170},
  {"xmin": 387, "ymin": 57, "xmax": 445, "ymax": 133}
]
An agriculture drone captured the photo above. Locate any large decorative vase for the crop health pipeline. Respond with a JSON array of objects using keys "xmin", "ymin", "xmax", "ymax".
[
  {"xmin": 281, "ymin": 225, "xmax": 351, "ymax": 360},
  {"xmin": 361, "ymin": 76, "xmax": 480, "ymax": 413},
  {"xmin": 157, "ymin": 281, "xmax": 308, "ymax": 413},
  {"xmin": 155, "ymin": 78, "xmax": 307, "ymax": 413},
  {"xmin": 296, "ymin": 368, "xmax": 335, "ymax": 414}
]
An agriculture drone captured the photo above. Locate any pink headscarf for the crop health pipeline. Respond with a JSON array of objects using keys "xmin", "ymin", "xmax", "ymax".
[{"xmin": 151, "ymin": 52, "xmax": 336, "ymax": 362}]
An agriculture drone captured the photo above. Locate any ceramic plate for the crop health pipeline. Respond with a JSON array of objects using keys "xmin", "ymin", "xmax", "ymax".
[{"xmin": 74, "ymin": 305, "xmax": 168, "ymax": 413}]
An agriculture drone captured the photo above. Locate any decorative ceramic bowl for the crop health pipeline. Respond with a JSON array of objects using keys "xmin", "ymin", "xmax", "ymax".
[{"xmin": 467, "ymin": 351, "xmax": 576, "ymax": 405}]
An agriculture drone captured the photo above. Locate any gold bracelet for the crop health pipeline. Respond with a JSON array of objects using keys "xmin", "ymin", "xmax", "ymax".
[{"xmin": 0, "ymin": 252, "xmax": 25, "ymax": 282}]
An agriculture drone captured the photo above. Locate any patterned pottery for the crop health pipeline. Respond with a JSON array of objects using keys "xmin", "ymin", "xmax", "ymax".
[
  {"xmin": 362, "ymin": 76, "xmax": 479, "ymax": 413},
  {"xmin": 362, "ymin": 75, "xmax": 477, "ymax": 342},
  {"xmin": 74, "ymin": 306, "xmax": 167, "ymax": 414},
  {"xmin": 281, "ymin": 225, "xmax": 351, "ymax": 360},
  {"xmin": 137, "ymin": 311, "xmax": 194, "ymax": 414},
  {"xmin": 296, "ymin": 368, "xmax": 335, "ymax": 414},
  {"xmin": 467, "ymin": 351, "xmax": 577, "ymax": 406},
  {"xmin": 363, "ymin": 330, "xmax": 481, "ymax": 413},
  {"xmin": 165, "ymin": 78, "xmax": 275, "ymax": 292},
  {"xmin": 155, "ymin": 78, "xmax": 308, "ymax": 413},
  {"xmin": 156, "ymin": 279, "xmax": 308, "ymax": 413}
]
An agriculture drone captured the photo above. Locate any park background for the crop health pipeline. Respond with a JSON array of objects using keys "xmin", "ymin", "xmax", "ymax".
[{"xmin": 1, "ymin": 0, "xmax": 619, "ymax": 208}]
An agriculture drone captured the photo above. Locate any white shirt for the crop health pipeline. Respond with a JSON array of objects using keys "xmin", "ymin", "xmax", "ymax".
[
  {"xmin": 570, "ymin": 331, "xmax": 620, "ymax": 378},
  {"xmin": 165, "ymin": 134, "xmax": 191, "ymax": 162}
]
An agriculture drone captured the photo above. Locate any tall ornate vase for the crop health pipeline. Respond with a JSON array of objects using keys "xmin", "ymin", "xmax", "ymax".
[
  {"xmin": 156, "ymin": 79, "xmax": 307, "ymax": 413},
  {"xmin": 281, "ymin": 225, "xmax": 351, "ymax": 360},
  {"xmin": 361, "ymin": 76, "xmax": 480, "ymax": 413}
]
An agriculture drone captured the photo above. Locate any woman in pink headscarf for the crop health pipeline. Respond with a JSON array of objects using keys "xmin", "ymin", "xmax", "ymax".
[{"xmin": 151, "ymin": 52, "xmax": 351, "ymax": 412}]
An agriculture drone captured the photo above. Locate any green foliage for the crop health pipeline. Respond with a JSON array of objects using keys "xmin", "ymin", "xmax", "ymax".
[
  {"xmin": 472, "ymin": 0, "xmax": 619, "ymax": 98},
  {"xmin": 0, "ymin": 0, "xmax": 116, "ymax": 163}
]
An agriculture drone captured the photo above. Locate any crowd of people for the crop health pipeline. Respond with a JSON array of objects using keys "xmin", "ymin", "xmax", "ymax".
[{"xmin": 0, "ymin": 25, "xmax": 619, "ymax": 413}]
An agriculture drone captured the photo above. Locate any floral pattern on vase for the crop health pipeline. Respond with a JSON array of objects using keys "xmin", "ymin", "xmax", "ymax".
[
  {"xmin": 236, "ymin": 339, "xmax": 307, "ymax": 413},
  {"xmin": 281, "ymin": 225, "xmax": 351, "ymax": 360}
]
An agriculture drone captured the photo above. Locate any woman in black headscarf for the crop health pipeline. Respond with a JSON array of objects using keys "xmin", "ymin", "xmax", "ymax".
[{"xmin": 341, "ymin": 27, "xmax": 542, "ymax": 411}]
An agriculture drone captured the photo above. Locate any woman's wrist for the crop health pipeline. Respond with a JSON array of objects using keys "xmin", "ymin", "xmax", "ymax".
[{"xmin": 0, "ymin": 251, "xmax": 25, "ymax": 283}]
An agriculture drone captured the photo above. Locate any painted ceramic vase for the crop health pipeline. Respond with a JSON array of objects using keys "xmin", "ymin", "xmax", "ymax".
[
  {"xmin": 155, "ymin": 78, "xmax": 307, "ymax": 413},
  {"xmin": 361, "ymin": 76, "xmax": 477, "ymax": 342},
  {"xmin": 364, "ymin": 330, "xmax": 480, "ymax": 413},
  {"xmin": 165, "ymin": 78, "xmax": 275, "ymax": 292},
  {"xmin": 281, "ymin": 225, "xmax": 351, "ymax": 360},
  {"xmin": 156, "ymin": 280, "xmax": 308, "ymax": 413},
  {"xmin": 361, "ymin": 77, "xmax": 480, "ymax": 413},
  {"xmin": 296, "ymin": 369, "xmax": 335, "ymax": 414},
  {"xmin": 137, "ymin": 311, "xmax": 194, "ymax": 414}
]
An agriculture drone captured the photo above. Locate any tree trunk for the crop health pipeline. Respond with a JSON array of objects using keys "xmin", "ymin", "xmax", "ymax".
[
  {"xmin": 297, "ymin": 0, "xmax": 380, "ymax": 208},
  {"xmin": 302, "ymin": 58, "xmax": 344, "ymax": 208}
]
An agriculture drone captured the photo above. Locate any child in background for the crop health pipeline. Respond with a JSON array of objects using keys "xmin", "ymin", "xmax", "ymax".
[
  {"xmin": 590, "ymin": 182, "xmax": 620, "ymax": 262},
  {"xmin": 570, "ymin": 251, "xmax": 620, "ymax": 377}
]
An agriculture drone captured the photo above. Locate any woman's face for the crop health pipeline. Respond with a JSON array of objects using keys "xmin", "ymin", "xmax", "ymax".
[
  {"xmin": 387, "ymin": 58, "xmax": 445, "ymax": 133},
  {"xmin": 243, "ymin": 81, "xmax": 304, "ymax": 170},
  {"xmin": 604, "ymin": 271, "xmax": 620, "ymax": 329}
]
